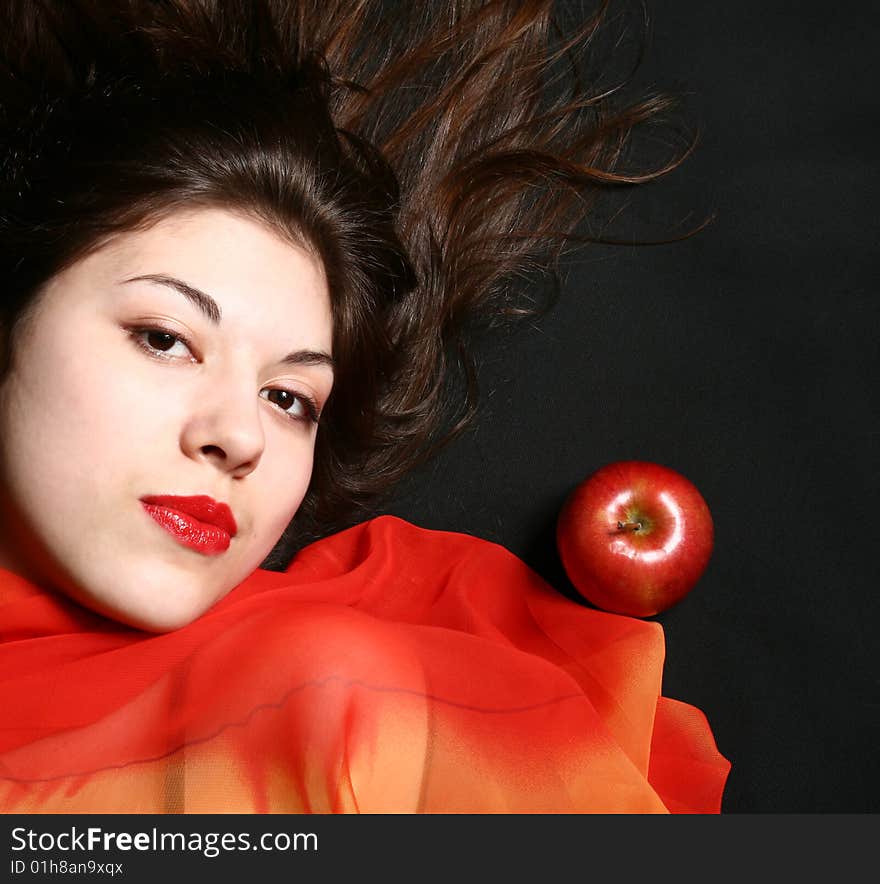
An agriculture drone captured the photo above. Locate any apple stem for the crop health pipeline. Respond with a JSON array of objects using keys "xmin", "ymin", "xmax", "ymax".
[{"xmin": 616, "ymin": 521, "xmax": 642, "ymax": 532}]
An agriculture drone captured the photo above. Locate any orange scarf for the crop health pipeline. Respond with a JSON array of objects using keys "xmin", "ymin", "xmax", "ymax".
[{"xmin": 0, "ymin": 516, "xmax": 729, "ymax": 813}]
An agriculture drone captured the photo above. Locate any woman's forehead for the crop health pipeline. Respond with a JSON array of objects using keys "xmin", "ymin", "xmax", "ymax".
[
  {"xmin": 103, "ymin": 208, "xmax": 326, "ymax": 282},
  {"xmin": 58, "ymin": 209, "xmax": 332, "ymax": 345}
]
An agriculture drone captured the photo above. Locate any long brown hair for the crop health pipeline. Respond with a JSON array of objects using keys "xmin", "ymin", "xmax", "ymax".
[{"xmin": 0, "ymin": 0, "xmax": 692, "ymax": 564}]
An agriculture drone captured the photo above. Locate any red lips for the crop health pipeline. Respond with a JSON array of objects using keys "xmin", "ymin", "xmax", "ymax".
[{"xmin": 140, "ymin": 495, "xmax": 237, "ymax": 555}]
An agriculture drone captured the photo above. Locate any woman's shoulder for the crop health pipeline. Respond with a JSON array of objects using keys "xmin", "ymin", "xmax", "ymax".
[
  {"xmin": 204, "ymin": 515, "xmax": 666, "ymax": 679},
  {"xmin": 292, "ymin": 514, "xmax": 522, "ymax": 572},
  {"xmin": 286, "ymin": 513, "xmax": 575, "ymax": 602},
  {"xmin": 257, "ymin": 514, "xmax": 574, "ymax": 625}
]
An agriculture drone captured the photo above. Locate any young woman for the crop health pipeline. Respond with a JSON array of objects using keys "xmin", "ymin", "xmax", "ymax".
[{"xmin": 0, "ymin": 0, "xmax": 730, "ymax": 812}]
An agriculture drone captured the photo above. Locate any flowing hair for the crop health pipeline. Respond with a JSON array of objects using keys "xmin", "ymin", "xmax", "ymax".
[{"xmin": 0, "ymin": 0, "xmax": 693, "ymax": 564}]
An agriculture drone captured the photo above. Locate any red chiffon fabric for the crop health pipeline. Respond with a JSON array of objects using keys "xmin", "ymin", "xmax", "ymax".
[{"xmin": 0, "ymin": 516, "xmax": 730, "ymax": 813}]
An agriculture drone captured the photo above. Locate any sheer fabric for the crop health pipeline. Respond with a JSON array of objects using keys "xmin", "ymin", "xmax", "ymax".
[{"xmin": 0, "ymin": 516, "xmax": 730, "ymax": 813}]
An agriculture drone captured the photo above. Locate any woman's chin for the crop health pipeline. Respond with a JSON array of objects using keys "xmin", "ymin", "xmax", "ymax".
[
  {"xmin": 99, "ymin": 600, "xmax": 211, "ymax": 634},
  {"xmin": 54, "ymin": 559, "xmax": 237, "ymax": 633}
]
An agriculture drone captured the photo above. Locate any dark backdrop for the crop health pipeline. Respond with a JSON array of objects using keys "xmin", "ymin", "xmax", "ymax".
[{"xmin": 384, "ymin": 0, "xmax": 879, "ymax": 813}]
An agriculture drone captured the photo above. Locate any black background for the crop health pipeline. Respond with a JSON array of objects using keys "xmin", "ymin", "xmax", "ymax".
[{"xmin": 385, "ymin": 0, "xmax": 879, "ymax": 813}]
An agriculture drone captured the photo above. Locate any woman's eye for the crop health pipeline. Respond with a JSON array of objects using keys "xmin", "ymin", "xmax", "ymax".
[
  {"xmin": 133, "ymin": 329, "xmax": 193, "ymax": 359},
  {"xmin": 260, "ymin": 388, "xmax": 319, "ymax": 424}
]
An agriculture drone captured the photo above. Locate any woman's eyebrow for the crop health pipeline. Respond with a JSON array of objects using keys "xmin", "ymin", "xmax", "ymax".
[
  {"xmin": 121, "ymin": 273, "xmax": 221, "ymax": 323},
  {"xmin": 279, "ymin": 350, "xmax": 334, "ymax": 370},
  {"xmin": 120, "ymin": 272, "xmax": 334, "ymax": 370}
]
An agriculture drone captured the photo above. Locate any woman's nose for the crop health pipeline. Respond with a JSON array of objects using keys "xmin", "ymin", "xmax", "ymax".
[{"xmin": 179, "ymin": 382, "xmax": 265, "ymax": 478}]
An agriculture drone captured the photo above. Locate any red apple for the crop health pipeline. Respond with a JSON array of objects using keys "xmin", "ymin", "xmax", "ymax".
[{"xmin": 556, "ymin": 460, "xmax": 714, "ymax": 617}]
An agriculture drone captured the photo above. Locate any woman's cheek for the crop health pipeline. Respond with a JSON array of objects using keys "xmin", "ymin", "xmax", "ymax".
[{"xmin": 252, "ymin": 436, "xmax": 316, "ymax": 541}]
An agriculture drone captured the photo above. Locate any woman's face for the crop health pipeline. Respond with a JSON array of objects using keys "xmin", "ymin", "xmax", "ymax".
[{"xmin": 0, "ymin": 208, "xmax": 334, "ymax": 631}]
